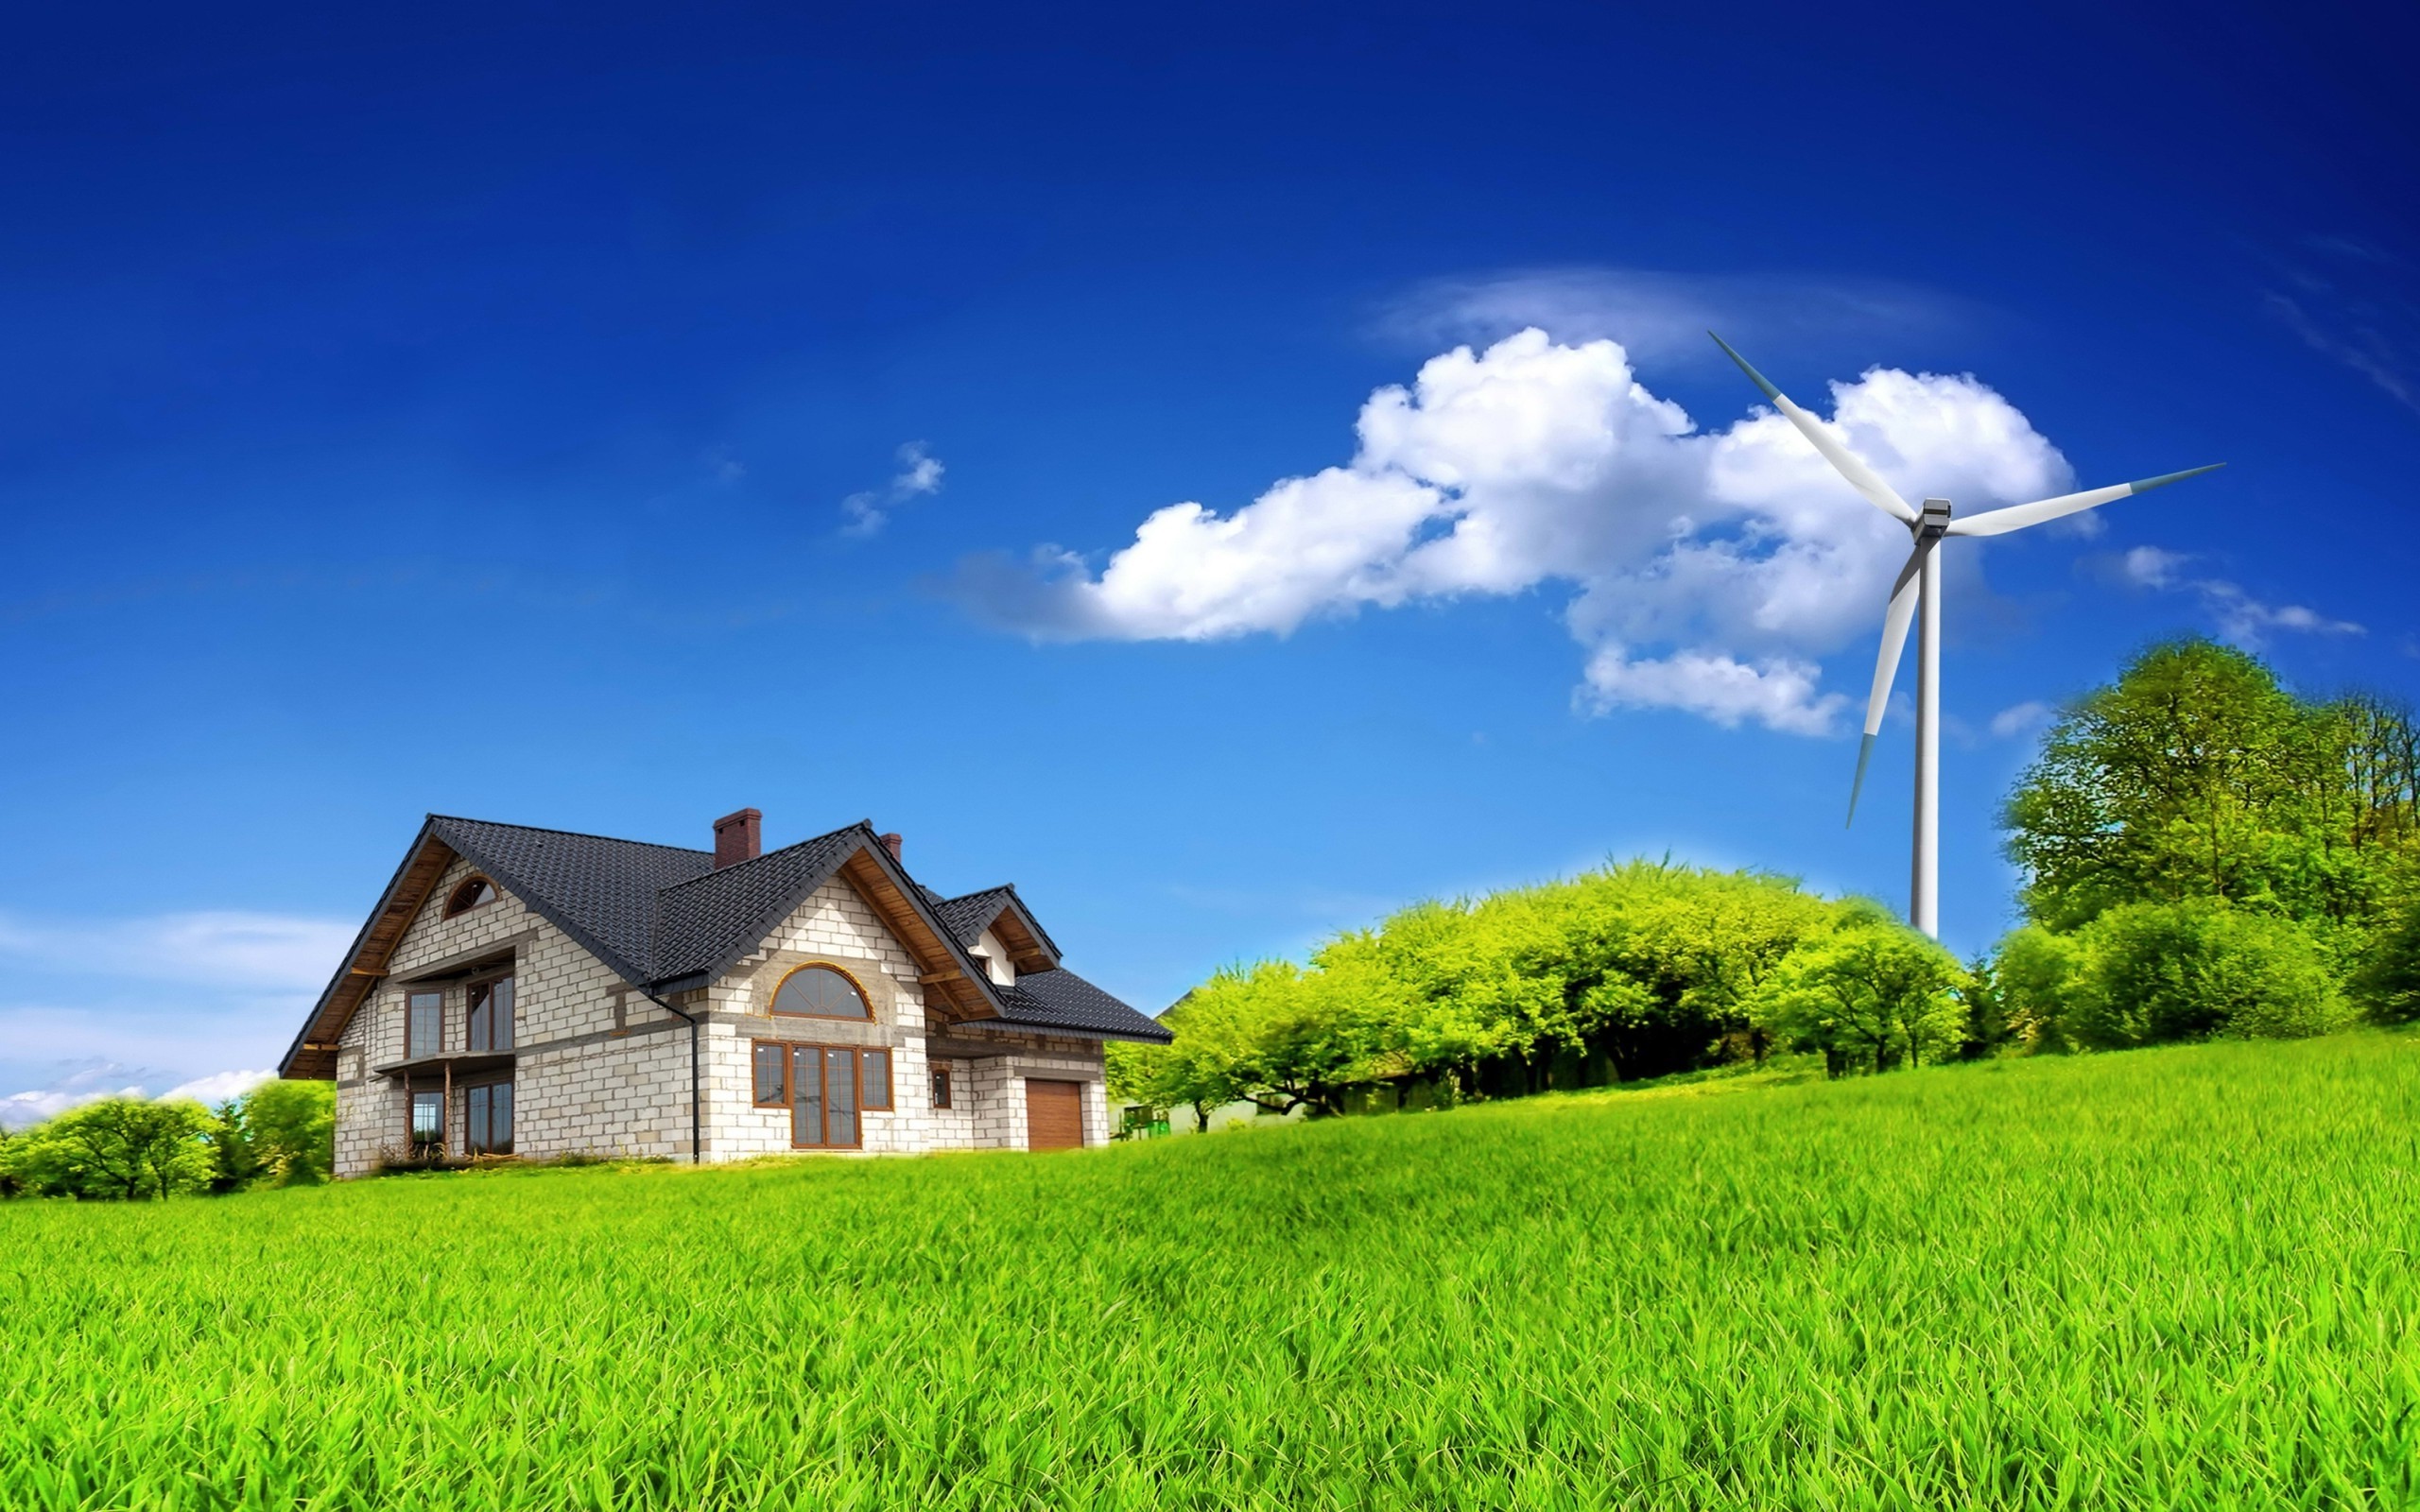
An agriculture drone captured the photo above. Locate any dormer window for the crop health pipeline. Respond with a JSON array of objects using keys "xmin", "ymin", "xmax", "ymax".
[
  {"xmin": 972, "ymin": 927, "xmax": 1016, "ymax": 988},
  {"xmin": 770, "ymin": 964, "xmax": 871, "ymax": 1020},
  {"xmin": 444, "ymin": 877, "xmax": 498, "ymax": 918}
]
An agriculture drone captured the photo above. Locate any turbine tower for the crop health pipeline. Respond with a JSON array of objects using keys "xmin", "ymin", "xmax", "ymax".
[{"xmin": 1709, "ymin": 334, "xmax": 2221, "ymax": 938}]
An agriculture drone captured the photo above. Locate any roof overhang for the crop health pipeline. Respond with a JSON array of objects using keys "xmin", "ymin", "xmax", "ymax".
[{"xmin": 278, "ymin": 821, "xmax": 460, "ymax": 1080}]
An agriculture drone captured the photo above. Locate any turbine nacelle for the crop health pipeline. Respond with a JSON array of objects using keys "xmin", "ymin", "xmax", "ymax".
[{"xmin": 1916, "ymin": 498, "xmax": 1953, "ymax": 538}]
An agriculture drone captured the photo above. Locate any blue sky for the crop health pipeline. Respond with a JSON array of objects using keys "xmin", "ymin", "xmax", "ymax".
[{"xmin": 4, "ymin": 1, "xmax": 2414, "ymax": 1114}]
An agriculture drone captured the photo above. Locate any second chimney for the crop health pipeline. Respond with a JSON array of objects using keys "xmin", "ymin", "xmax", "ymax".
[
  {"xmin": 879, "ymin": 832, "xmax": 903, "ymax": 864},
  {"xmin": 714, "ymin": 808, "xmax": 762, "ymax": 868}
]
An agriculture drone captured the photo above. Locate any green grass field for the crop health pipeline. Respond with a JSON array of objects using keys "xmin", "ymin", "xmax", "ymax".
[{"xmin": 7, "ymin": 1035, "xmax": 2420, "ymax": 1510}]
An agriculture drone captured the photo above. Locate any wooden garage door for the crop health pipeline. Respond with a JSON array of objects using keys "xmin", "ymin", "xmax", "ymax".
[{"xmin": 1026, "ymin": 1079, "xmax": 1084, "ymax": 1151}]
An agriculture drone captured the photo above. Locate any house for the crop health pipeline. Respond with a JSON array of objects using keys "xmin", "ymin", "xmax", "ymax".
[{"xmin": 278, "ymin": 810, "xmax": 1171, "ymax": 1176}]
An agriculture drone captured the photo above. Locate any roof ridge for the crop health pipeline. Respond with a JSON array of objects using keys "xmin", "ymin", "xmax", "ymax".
[
  {"xmin": 428, "ymin": 813, "xmax": 713, "ymax": 859},
  {"xmin": 654, "ymin": 821, "xmax": 873, "ymax": 897}
]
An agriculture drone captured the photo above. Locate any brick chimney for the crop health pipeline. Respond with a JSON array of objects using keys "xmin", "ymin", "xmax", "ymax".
[
  {"xmin": 879, "ymin": 832, "xmax": 903, "ymax": 864},
  {"xmin": 713, "ymin": 808, "xmax": 762, "ymax": 869}
]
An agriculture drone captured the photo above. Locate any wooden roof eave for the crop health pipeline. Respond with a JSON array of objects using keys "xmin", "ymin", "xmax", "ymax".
[
  {"xmin": 276, "ymin": 823, "xmax": 459, "ymax": 1081},
  {"xmin": 832, "ymin": 840, "xmax": 1015, "ymax": 1028}
]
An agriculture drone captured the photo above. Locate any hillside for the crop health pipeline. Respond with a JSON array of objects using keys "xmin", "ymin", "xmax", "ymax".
[{"xmin": 7, "ymin": 1035, "xmax": 2419, "ymax": 1509}]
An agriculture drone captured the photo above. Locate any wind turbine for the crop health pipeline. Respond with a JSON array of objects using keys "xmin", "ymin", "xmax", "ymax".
[{"xmin": 1708, "ymin": 333, "xmax": 2221, "ymax": 938}]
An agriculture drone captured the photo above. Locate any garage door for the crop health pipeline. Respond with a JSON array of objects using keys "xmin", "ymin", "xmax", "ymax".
[{"xmin": 1026, "ymin": 1079, "xmax": 1084, "ymax": 1151}]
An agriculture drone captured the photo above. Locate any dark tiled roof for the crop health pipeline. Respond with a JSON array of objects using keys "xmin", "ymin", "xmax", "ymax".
[
  {"xmin": 408, "ymin": 816, "xmax": 1159, "ymax": 1040},
  {"xmin": 993, "ymin": 968, "xmax": 1172, "ymax": 1042},
  {"xmin": 652, "ymin": 827, "xmax": 865, "ymax": 983},
  {"xmin": 427, "ymin": 816, "xmax": 714, "ymax": 985},
  {"xmin": 934, "ymin": 886, "xmax": 1016, "ymax": 947}
]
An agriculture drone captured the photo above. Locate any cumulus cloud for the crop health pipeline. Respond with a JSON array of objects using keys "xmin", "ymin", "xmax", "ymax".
[
  {"xmin": 954, "ymin": 329, "xmax": 2072, "ymax": 734},
  {"xmin": 2117, "ymin": 545, "xmax": 2363, "ymax": 647},
  {"xmin": 841, "ymin": 441, "xmax": 945, "ymax": 537}
]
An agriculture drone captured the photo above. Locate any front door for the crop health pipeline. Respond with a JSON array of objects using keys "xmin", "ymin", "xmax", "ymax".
[{"xmin": 1026, "ymin": 1079, "xmax": 1083, "ymax": 1151}]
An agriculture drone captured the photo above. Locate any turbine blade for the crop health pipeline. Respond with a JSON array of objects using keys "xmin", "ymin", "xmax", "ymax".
[
  {"xmin": 1709, "ymin": 332, "xmax": 1920, "ymax": 524},
  {"xmin": 1849, "ymin": 541, "xmax": 1931, "ymax": 826},
  {"xmin": 1945, "ymin": 463, "xmax": 2225, "ymax": 538}
]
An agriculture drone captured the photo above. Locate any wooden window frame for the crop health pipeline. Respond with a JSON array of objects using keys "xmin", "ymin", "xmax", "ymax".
[
  {"xmin": 465, "ymin": 971, "xmax": 515, "ymax": 1052},
  {"xmin": 751, "ymin": 1039, "xmax": 893, "ymax": 1149},
  {"xmin": 443, "ymin": 875, "xmax": 500, "ymax": 919},
  {"xmin": 931, "ymin": 1066, "xmax": 952, "ymax": 1110},
  {"xmin": 406, "ymin": 988, "xmax": 445, "ymax": 1059},
  {"xmin": 463, "ymin": 1078, "xmax": 514, "ymax": 1157},
  {"xmin": 767, "ymin": 961, "xmax": 874, "ymax": 1022}
]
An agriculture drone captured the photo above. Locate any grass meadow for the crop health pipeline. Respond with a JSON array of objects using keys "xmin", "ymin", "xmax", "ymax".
[{"xmin": 6, "ymin": 1035, "xmax": 2420, "ymax": 1510}]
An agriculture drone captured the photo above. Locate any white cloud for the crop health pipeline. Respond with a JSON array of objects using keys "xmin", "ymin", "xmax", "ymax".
[
  {"xmin": 841, "ymin": 440, "xmax": 946, "ymax": 537},
  {"xmin": 2118, "ymin": 545, "xmax": 2362, "ymax": 647},
  {"xmin": 162, "ymin": 1069, "xmax": 276, "ymax": 1106},
  {"xmin": 1989, "ymin": 700, "xmax": 2055, "ymax": 739},
  {"xmin": 957, "ymin": 328, "xmax": 2071, "ymax": 734},
  {"xmin": 0, "ymin": 909, "xmax": 351, "ymax": 988}
]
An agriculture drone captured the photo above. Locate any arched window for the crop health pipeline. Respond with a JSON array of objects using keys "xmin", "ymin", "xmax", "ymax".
[
  {"xmin": 770, "ymin": 964, "xmax": 871, "ymax": 1021},
  {"xmin": 444, "ymin": 877, "xmax": 498, "ymax": 918}
]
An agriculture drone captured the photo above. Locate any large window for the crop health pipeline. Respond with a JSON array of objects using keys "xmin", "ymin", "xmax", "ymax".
[
  {"xmin": 467, "ymin": 975, "xmax": 514, "ymax": 1051},
  {"xmin": 770, "ymin": 964, "xmax": 871, "ymax": 1021},
  {"xmin": 406, "ymin": 989, "xmax": 444, "ymax": 1058},
  {"xmin": 752, "ymin": 1041, "xmax": 892, "ymax": 1148},
  {"xmin": 465, "ymin": 1082, "xmax": 513, "ymax": 1156}
]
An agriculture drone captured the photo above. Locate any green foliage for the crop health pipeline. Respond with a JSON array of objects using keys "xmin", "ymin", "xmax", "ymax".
[
  {"xmin": 0, "ymin": 1099, "xmax": 215, "ymax": 1200},
  {"xmin": 2356, "ymin": 901, "xmax": 2420, "ymax": 1024},
  {"xmin": 5, "ymin": 1036, "xmax": 2419, "ymax": 1506},
  {"xmin": 2060, "ymin": 900, "xmax": 2352, "ymax": 1050},
  {"xmin": 2005, "ymin": 639, "xmax": 2420, "ymax": 936},
  {"xmin": 1751, "ymin": 902, "xmax": 1969, "ymax": 1074},
  {"xmin": 1, "ymin": 1080, "xmax": 333, "ymax": 1201},
  {"xmin": 239, "ymin": 1078, "xmax": 336, "ymax": 1186},
  {"xmin": 1120, "ymin": 861, "xmax": 1869, "ymax": 1111},
  {"xmin": 1994, "ymin": 638, "xmax": 2420, "ymax": 1051}
]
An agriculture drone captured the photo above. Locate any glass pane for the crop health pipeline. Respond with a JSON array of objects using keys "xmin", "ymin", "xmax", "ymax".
[
  {"xmin": 825, "ymin": 1049, "xmax": 856, "ymax": 1147},
  {"xmin": 792, "ymin": 1046, "xmax": 822, "ymax": 1146},
  {"xmin": 774, "ymin": 966, "xmax": 868, "ymax": 1020},
  {"xmin": 467, "ymin": 1086, "xmax": 490, "ymax": 1153},
  {"xmin": 862, "ymin": 1050, "xmax": 891, "ymax": 1111},
  {"xmin": 752, "ymin": 1043, "xmax": 787, "ymax": 1106},
  {"xmin": 494, "ymin": 1083, "xmax": 513, "ymax": 1155},
  {"xmin": 492, "ymin": 977, "xmax": 513, "ymax": 1050},
  {"xmin": 407, "ymin": 991, "xmax": 443, "ymax": 1058},
  {"xmin": 932, "ymin": 1068, "xmax": 951, "ymax": 1109},
  {"xmin": 411, "ymin": 1090, "xmax": 442, "ymax": 1142},
  {"xmin": 467, "ymin": 986, "xmax": 490, "ymax": 1052}
]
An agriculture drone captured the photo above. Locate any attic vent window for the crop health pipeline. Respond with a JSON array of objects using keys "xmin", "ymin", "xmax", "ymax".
[
  {"xmin": 444, "ymin": 877, "xmax": 498, "ymax": 918},
  {"xmin": 771, "ymin": 964, "xmax": 872, "ymax": 1021}
]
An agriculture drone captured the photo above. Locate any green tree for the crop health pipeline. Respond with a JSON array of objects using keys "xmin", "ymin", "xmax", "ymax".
[
  {"xmin": 2004, "ymin": 639, "xmax": 2388, "ymax": 932},
  {"xmin": 4, "ymin": 1099, "xmax": 215, "ymax": 1200},
  {"xmin": 2063, "ymin": 899, "xmax": 2351, "ymax": 1048},
  {"xmin": 243, "ymin": 1078, "xmax": 336, "ymax": 1185},
  {"xmin": 1754, "ymin": 903, "xmax": 1968, "ymax": 1076}
]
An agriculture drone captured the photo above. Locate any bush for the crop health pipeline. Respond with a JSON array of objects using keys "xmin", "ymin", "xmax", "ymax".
[
  {"xmin": 2063, "ymin": 900, "xmax": 2351, "ymax": 1049},
  {"xmin": 1752, "ymin": 902, "xmax": 1970, "ymax": 1076},
  {"xmin": 2355, "ymin": 902, "xmax": 2420, "ymax": 1024}
]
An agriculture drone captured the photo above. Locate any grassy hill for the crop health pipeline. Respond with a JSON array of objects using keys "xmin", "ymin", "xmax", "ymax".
[{"xmin": 8, "ymin": 1035, "xmax": 2420, "ymax": 1509}]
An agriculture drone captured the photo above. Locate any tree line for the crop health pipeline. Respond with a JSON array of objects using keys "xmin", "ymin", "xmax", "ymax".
[
  {"xmin": 1112, "ymin": 638, "xmax": 2420, "ymax": 1121},
  {"xmin": 0, "ymin": 1079, "xmax": 333, "ymax": 1200}
]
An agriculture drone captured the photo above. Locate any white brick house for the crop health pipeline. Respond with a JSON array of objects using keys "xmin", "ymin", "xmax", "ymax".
[{"xmin": 279, "ymin": 810, "xmax": 1170, "ymax": 1176}]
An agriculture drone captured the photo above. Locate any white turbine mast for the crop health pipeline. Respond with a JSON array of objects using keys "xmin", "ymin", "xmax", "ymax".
[{"xmin": 1709, "ymin": 333, "xmax": 2221, "ymax": 938}]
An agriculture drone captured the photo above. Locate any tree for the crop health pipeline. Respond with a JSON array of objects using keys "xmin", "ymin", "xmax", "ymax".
[
  {"xmin": 243, "ymin": 1079, "xmax": 336, "ymax": 1185},
  {"xmin": 2356, "ymin": 901, "xmax": 2420, "ymax": 1024},
  {"xmin": 2003, "ymin": 639, "xmax": 2392, "ymax": 933},
  {"xmin": 4, "ymin": 1099, "xmax": 215, "ymax": 1200},
  {"xmin": 2062, "ymin": 899, "xmax": 2350, "ymax": 1049},
  {"xmin": 1754, "ymin": 903, "xmax": 1969, "ymax": 1076}
]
